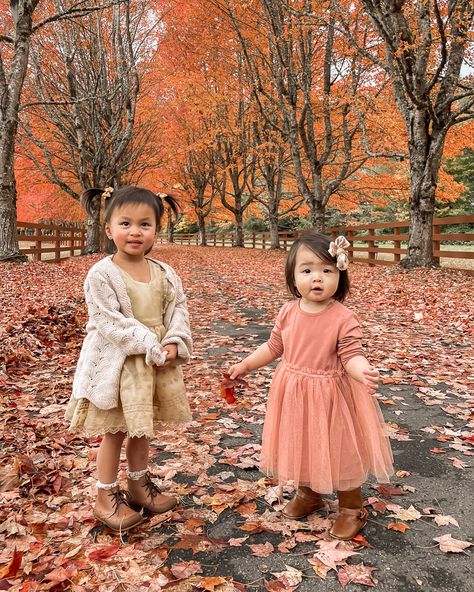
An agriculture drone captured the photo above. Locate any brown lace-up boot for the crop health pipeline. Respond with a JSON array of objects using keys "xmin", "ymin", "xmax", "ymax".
[
  {"xmin": 329, "ymin": 487, "xmax": 368, "ymax": 540},
  {"xmin": 282, "ymin": 486, "xmax": 326, "ymax": 520},
  {"xmin": 94, "ymin": 481, "xmax": 144, "ymax": 532},
  {"xmin": 127, "ymin": 469, "xmax": 177, "ymax": 514}
]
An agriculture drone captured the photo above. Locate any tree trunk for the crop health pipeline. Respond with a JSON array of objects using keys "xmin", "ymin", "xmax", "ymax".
[
  {"xmin": 404, "ymin": 192, "xmax": 436, "ymax": 268},
  {"xmin": 234, "ymin": 211, "xmax": 244, "ymax": 247},
  {"xmin": 81, "ymin": 212, "xmax": 102, "ymax": 255},
  {"xmin": 167, "ymin": 217, "xmax": 175, "ymax": 243},
  {"xmin": 310, "ymin": 205, "xmax": 325, "ymax": 232},
  {"xmin": 401, "ymin": 113, "xmax": 445, "ymax": 268},
  {"xmin": 0, "ymin": 133, "xmax": 26, "ymax": 261},
  {"xmin": 197, "ymin": 213, "xmax": 207, "ymax": 246},
  {"xmin": 0, "ymin": 7, "xmax": 33, "ymax": 263},
  {"xmin": 0, "ymin": 195, "xmax": 26, "ymax": 262},
  {"xmin": 268, "ymin": 213, "xmax": 280, "ymax": 249}
]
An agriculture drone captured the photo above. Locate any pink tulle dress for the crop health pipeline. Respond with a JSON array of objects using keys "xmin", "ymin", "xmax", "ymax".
[{"xmin": 260, "ymin": 299, "xmax": 394, "ymax": 494}]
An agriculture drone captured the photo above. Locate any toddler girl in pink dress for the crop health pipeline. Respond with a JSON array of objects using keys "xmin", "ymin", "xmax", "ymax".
[{"xmin": 229, "ymin": 231, "xmax": 393, "ymax": 540}]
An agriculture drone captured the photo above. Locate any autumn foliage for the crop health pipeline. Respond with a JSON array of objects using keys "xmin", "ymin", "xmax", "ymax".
[
  {"xmin": 11, "ymin": 0, "xmax": 473, "ymax": 226},
  {"xmin": 0, "ymin": 245, "xmax": 473, "ymax": 588}
]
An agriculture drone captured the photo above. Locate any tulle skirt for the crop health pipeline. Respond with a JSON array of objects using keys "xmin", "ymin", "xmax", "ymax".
[{"xmin": 260, "ymin": 362, "xmax": 394, "ymax": 493}]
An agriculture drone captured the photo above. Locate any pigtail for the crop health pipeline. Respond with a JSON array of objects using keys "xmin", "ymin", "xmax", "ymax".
[
  {"xmin": 81, "ymin": 186, "xmax": 114, "ymax": 217},
  {"xmin": 156, "ymin": 192, "xmax": 181, "ymax": 222},
  {"xmin": 80, "ymin": 188, "xmax": 103, "ymax": 217}
]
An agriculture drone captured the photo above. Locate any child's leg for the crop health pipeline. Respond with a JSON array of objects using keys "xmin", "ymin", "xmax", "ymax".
[
  {"xmin": 97, "ymin": 432, "xmax": 126, "ymax": 483},
  {"xmin": 94, "ymin": 432, "xmax": 143, "ymax": 531},
  {"xmin": 329, "ymin": 486, "xmax": 368, "ymax": 540},
  {"xmin": 125, "ymin": 436, "xmax": 177, "ymax": 514},
  {"xmin": 282, "ymin": 485, "xmax": 326, "ymax": 520}
]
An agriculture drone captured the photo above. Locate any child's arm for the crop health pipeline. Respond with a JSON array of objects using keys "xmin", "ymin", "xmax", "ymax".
[
  {"xmin": 344, "ymin": 355, "xmax": 379, "ymax": 395},
  {"xmin": 161, "ymin": 270, "xmax": 192, "ymax": 364},
  {"xmin": 228, "ymin": 343, "xmax": 277, "ymax": 380}
]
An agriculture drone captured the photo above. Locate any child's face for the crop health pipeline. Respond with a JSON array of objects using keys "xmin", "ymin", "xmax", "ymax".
[
  {"xmin": 294, "ymin": 245, "xmax": 340, "ymax": 310},
  {"xmin": 105, "ymin": 202, "xmax": 158, "ymax": 260}
]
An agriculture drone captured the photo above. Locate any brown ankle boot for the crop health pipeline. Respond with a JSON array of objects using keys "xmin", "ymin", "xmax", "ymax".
[
  {"xmin": 329, "ymin": 487, "xmax": 368, "ymax": 540},
  {"xmin": 127, "ymin": 470, "xmax": 177, "ymax": 514},
  {"xmin": 282, "ymin": 486, "xmax": 326, "ymax": 520},
  {"xmin": 94, "ymin": 484, "xmax": 144, "ymax": 532}
]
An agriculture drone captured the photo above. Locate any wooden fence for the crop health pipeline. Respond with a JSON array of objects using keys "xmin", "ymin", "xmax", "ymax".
[
  {"xmin": 158, "ymin": 214, "xmax": 474, "ymax": 271},
  {"xmin": 17, "ymin": 221, "xmax": 86, "ymax": 262},
  {"xmin": 16, "ymin": 214, "xmax": 473, "ymax": 269}
]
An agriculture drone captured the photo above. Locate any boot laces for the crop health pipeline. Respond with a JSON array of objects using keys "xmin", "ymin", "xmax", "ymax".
[
  {"xmin": 107, "ymin": 488, "xmax": 133, "ymax": 513},
  {"xmin": 143, "ymin": 471, "xmax": 162, "ymax": 501}
]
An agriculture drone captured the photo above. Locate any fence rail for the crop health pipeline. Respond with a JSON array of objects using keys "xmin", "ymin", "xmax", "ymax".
[
  {"xmin": 17, "ymin": 221, "xmax": 86, "ymax": 262},
  {"xmin": 158, "ymin": 214, "xmax": 474, "ymax": 272},
  {"xmin": 17, "ymin": 215, "xmax": 473, "ymax": 269}
]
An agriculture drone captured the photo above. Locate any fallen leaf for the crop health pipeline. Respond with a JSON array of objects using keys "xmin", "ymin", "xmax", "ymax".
[
  {"xmin": 170, "ymin": 560, "xmax": 202, "ymax": 580},
  {"xmin": 433, "ymin": 515, "xmax": 459, "ymax": 528},
  {"xmin": 387, "ymin": 522, "xmax": 410, "ymax": 532},
  {"xmin": 87, "ymin": 544, "xmax": 121, "ymax": 561},
  {"xmin": 0, "ymin": 548, "xmax": 22, "ymax": 578},
  {"xmin": 248, "ymin": 542, "xmax": 274, "ymax": 557},
  {"xmin": 448, "ymin": 457, "xmax": 468, "ymax": 469},
  {"xmin": 433, "ymin": 534, "xmax": 472, "ymax": 553},
  {"xmin": 337, "ymin": 563, "xmax": 378, "ymax": 587},
  {"xmin": 271, "ymin": 565, "xmax": 303, "ymax": 587},
  {"xmin": 387, "ymin": 505, "xmax": 422, "ymax": 521}
]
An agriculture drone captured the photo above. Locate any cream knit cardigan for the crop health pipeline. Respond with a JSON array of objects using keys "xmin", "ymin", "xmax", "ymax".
[{"xmin": 72, "ymin": 256, "xmax": 192, "ymax": 410}]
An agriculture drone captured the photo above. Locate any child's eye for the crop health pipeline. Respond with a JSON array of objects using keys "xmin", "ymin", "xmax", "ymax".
[
  {"xmin": 121, "ymin": 221, "xmax": 129, "ymax": 227},
  {"xmin": 323, "ymin": 268, "xmax": 332, "ymax": 273},
  {"xmin": 302, "ymin": 268, "xmax": 311, "ymax": 274}
]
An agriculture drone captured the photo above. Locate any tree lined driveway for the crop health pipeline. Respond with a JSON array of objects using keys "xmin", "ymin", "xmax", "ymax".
[{"xmin": 0, "ymin": 245, "xmax": 472, "ymax": 590}]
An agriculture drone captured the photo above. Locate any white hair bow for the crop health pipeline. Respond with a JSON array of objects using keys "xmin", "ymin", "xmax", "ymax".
[{"xmin": 328, "ymin": 235, "xmax": 350, "ymax": 270}]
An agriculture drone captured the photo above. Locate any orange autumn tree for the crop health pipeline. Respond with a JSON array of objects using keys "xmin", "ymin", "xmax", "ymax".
[
  {"xmin": 215, "ymin": 0, "xmax": 408, "ymax": 230},
  {"xmin": 154, "ymin": 1, "xmax": 312, "ymax": 248},
  {"xmin": 151, "ymin": 0, "xmax": 262, "ymax": 247},
  {"xmin": 18, "ymin": 1, "xmax": 160, "ymax": 253},
  {"xmin": 0, "ymin": 0, "xmax": 129, "ymax": 262},
  {"xmin": 333, "ymin": 0, "xmax": 474, "ymax": 267}
]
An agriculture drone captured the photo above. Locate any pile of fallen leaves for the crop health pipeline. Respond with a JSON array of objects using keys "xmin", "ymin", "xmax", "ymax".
[{"xmin": 0, "ymin": 246, "xmax": 472, "ymax": 591}]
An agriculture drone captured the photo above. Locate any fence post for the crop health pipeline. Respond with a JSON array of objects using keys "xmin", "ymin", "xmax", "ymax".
[
  {"xmin": 34, "ymin": 227, "xmax": 42, "ymax": 261},
  {"xmin": 69, "ymin": 228, "xmax": 75, "ymax": 256},
  {"xmin": 54, "ymin": 227, "xmax": 61, "ymax": 261},
  {"xmin": 432, "ymin": 220, "xmax": 440, "ymax": 265},
  {"xmin": 252, "ymin": 232, "xmax": 256, "ymax": 248},
  {"xmin": 394, "ymin": 226, "xmax": 401, "ymax": 263},
  {"xmin": 367, "ymin": 228, "xmax": 376, "ymax": 266},
  {"xmin": 347, "ymin": 230, "xmax": 354, "ymax": 262}
]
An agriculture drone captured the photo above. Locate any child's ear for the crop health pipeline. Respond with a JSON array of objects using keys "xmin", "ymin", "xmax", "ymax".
[{"xmin": 104, "ymin": 223, "xmax": 112, "ymax": 239}]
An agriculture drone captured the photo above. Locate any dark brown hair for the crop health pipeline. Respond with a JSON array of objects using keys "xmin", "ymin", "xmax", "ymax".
[
  {"xmin": 285, "ymin": 231, "xmax": 350, "ymax": 302},
  {"xmin": 81, "ymin": 186, "xmax": 180, "ymax": 254}
]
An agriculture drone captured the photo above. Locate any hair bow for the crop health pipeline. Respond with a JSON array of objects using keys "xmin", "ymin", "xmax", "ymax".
[
  {"xmin": 102, "ymin": 186, "xmax": 114, "ymax": 200},
  {"xmin": 328, "ymin": 235, "xmax": 350, "ymax": 270}
]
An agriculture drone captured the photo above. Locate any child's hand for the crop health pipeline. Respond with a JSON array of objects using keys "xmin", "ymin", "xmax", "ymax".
[
  {"xmin": 157, "ymin": 344, "xmax": 178, "ymax": 369},
  {"xmin": 228, "ymin": 362, "xmax": 249, "ymax": 381},
  {"xmin": 362, "ymin": 366, "xmax": 379, "ymax": 394}
]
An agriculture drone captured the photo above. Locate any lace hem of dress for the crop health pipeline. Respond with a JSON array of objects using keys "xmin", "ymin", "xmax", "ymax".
[{"xmin": 68, "ymin": 419, "xmax": 192, "ymax": 438}]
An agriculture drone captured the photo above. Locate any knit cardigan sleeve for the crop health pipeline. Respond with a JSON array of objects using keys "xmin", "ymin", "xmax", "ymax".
[
  {"xmin": 160, "ymin": 266, "xmax": 193, "ymax": 364},
  {"xmin": 85, "ymin": 270, "xmax": 167, "ymax": 367}
]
